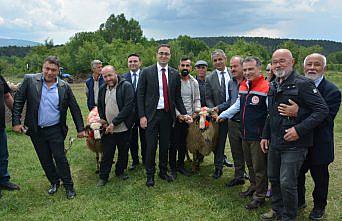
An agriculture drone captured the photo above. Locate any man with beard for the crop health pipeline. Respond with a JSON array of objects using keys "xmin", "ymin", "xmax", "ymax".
[
  {"xmin": 96, "ymin": 65, "xmax": 134, "ymax": 186},
  {"xmin": 260, "ymin": 49, "xmax": 328, "ymax": 221},
  {"xmin": 206, "ymin": 49, "xmax": 233, "ymax": 179},
  {"xmin": 277, "ymin": 53, "xmax": 341, "ymax": 220},
  {"xmin": 169, "ymin": 57, "xmax": 200, "ymax": 179},
  {"xmin": 137, "ymin": 44, "xmax": 186, "ymax": 187}
]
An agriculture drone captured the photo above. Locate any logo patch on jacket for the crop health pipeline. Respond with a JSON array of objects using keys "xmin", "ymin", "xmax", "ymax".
[
  {"xmin": 313, "ymin": 88, "xmax": 318, "ymax": 94},
  {"xmin": 251, "ymin": 96, "xmax": 260, "ymax": 104}
]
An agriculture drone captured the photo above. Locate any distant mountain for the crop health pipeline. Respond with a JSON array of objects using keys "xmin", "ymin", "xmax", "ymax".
[
  {"xmin": 159, "ymin": 36, "xmax": 342, "ymax": 55},
  {"xmin": 0, "ymin": 38, "xmax": 40, "ymax": 47}
]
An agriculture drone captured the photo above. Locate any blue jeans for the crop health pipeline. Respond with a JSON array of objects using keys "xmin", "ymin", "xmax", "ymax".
[
  {"xmin": 268, "ymin": 147, "xmax": 308, "ymax": 221},
  {"xmin": 0, "ymin": 129, "xmax": 10, "ymax": 184}
]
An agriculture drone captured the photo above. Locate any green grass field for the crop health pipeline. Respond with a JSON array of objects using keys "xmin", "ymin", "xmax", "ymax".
[{"xmin": 1, "ymin": 73, "xmax": 341, "ymax": 221}]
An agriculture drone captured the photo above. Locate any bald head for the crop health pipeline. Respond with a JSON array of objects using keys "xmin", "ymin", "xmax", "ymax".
[
  {"xmin": 304, "ymin": 53, "xmax": 326, "ymax": 80},
  {"xmin": 271, "ymin": 49, "xmax": 295, "ymax": 79},
  {"xmin": 101, "ymin": 65, "xmax": 117, "ymax": 87}
]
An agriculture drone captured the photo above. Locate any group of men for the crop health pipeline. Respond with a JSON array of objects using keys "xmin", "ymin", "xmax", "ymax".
[{"xmin": 0, "ymin": 44, "xmax": 340, "ymax": 221}]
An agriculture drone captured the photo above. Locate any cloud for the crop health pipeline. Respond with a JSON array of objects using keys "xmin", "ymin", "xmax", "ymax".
[{"xmin": 0, "ymin": 0, "xmax": 341, "ymax": 43}]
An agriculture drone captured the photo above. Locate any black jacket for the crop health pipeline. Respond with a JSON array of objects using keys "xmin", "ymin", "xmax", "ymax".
[
  {"xmin": 137, "ymin": 64, "xmax": 186, "ymax": 123},
  {"xmin": 12, "ymin": 73, "xmax": 84, "ymax": 139},
  {"xmin": 309, "ymin": 77, "xmax": 341, "ymax": 164},
  {"xmin": 122, "ymin": 71, "xmax": 140, "ymax": 124},
  {"xmin": 97, "ymin": 76, "xmax": 135, "ymax": 129},
  {"xmin": 262, "ymin": 71, "xmax": 329, "ymax": 149}
]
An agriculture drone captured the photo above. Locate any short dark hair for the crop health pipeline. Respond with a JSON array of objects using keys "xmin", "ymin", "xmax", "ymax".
[
  {"xmin": 180, "ymin": 57, "xmax": 191, "ymax": 63},
  {"xmin": 157, "ymin": 44, "xmax": 171, "ymax": 52},
  {"xmin": 44, "ymin": 56, "xmax": 60, "ymax": 68},
  {"xmin": 243, "ymin": 56, "xmax": 262, "ymax": 67},
  {"xmin": 128, "ymin": 53, "xmax": 140, "ymax": 60}
]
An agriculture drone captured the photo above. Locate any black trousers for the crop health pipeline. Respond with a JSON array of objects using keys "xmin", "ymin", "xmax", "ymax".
[
  {"xmin": 30, "ymin": 125, "xmax": 73, "ymax": 189},
  {"xmin": 297, "ymin": 160, "xmax": 329, "ymax": 210},
  {"xmin": 214, "ymin": 120, "xmax": 228, "ymax": 170},
  {"xmin": 99, "ymin": 131, "xmax": 130, "ymax": 181},
  {"xmin": 169, "ymin": 121, "xmax": 188, "ymax": 171},
  {"xmin": 145, "ymin": 110, "xmax": 172, "ymax": 177},
  {"xmin": 128, "ymin": 122, "xmax": 146, "ymax": 165}
]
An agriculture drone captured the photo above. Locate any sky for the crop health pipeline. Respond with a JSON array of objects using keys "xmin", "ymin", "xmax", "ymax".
[{"xmin": 0, "ymin": 0, "xmax": 341, "ymax": 44}]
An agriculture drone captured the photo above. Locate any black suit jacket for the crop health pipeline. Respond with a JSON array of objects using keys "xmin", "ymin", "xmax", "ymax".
[
  {"xmin": 310, "ymin": 77, "xmax": 341, "ymax": 165},
  {"xmin": 97, "ymin": 76, "xmax": 135, "ymax": 129},
  {"xmin": 122, "ymin": 71, "xmax": 139, "ymax": 123},
  {"xmin": 137, "ymin": 64, "xmax": 186, "ymax": 123},
  {"xmin": 12, "ymin": 73, "xmax": 84, "ymax": 139}
]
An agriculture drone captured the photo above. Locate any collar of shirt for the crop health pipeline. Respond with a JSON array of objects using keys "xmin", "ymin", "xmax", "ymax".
[
  {"xmin": 130, "ymin": 69, "xmax": 140, "ymax": 77},
  {"xmin": 314, "ymin": 75, "xmax": 324, "ymax": 87},
  {"xmin": 42, "ymin": 76, "xmax": 58, "ymax": 89},
  {"xmin": 216, "ymin": 67, "xmax": 228, "ymax": 75},
  {"xmin": 157, "ymin": 63, "xmax": 168, "ymax": 73}
]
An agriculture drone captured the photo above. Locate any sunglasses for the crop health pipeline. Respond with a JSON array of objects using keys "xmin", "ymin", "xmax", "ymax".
[{"xmin": 180, "ymin": 64, "xmax": 191, "ymax": 67}]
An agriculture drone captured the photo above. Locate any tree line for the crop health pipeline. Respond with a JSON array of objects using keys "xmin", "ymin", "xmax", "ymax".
[{"xmin": 1, "ymin": 13, "xmax": 341, "ymax": 78}]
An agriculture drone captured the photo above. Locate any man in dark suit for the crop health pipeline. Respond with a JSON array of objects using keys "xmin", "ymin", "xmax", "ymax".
[
  {"xmin": 278, "ymin": 53, "xmax": 341, "ymax": 220},
  {"xmin": 12, "ymin": 56, "xmax": 85, "ymax": 199},
  {"xmin": 137, "ymin": 44, "xmax": 187, "ymax": 187},
  {"xmin": 206, "ymin": 49, "xmax": 233, "ymax": 179},
  {"xmin": 122, "ymin": 54, "xmax": 146, "ymax": 170},
  {"xmin": 85, "ymin": 60, "xmax": 104, "ymax": 111}
]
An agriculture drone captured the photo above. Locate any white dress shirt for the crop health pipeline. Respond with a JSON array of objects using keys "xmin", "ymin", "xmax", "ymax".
[
  {"xmin": 157, "ymin": 63, "xmax": 169, "ymax": 109},
  {"xmin": 216, "ymin": 67, "xmax": 230, "ymax": 101}
]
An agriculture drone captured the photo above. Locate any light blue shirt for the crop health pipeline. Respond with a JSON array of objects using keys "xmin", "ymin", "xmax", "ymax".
[
  {"xmin": 38, "ymin": 78, "xmax": 60, "ymax": 127},
  {"xmin": 314, "ymin": 75, "xmax": 324, "ymax": 87},
  {"xmin": 219, "ymin": 96, "xmax": 240, "ymax": 119}
]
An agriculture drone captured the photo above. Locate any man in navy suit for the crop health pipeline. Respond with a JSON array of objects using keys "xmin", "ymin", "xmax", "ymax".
[
  {"xmin": 278, "ymin": 53, "xmax": 341, "ymax": 220},
  {"xmin": 122, "ymin": 54, "xmax": 146, "ymax": 170},
  {"xmin": 137, "ymin": 44, "xmax": 187, "ymax": 187}
]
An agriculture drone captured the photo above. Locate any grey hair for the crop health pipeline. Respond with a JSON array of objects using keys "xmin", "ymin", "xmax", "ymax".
[
  {"xmin": 304, "ymin": 53, "xmax": 327, "ymax": 68},
  {"xmin": 211, "ymin": 49, "xmax": 226, "ymax": 60},
  {"xmin": 91, "ymin": 60, "xmax": 102, "ymax": 69},
  {"xmin": 243, "ymin": 56, "xmax": 262, "ymax": 67}
]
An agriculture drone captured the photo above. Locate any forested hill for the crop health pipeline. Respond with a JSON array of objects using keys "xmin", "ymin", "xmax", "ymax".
[{"xmin": 160, "ymin": 36, "xmax": 342, "ymax": 55}]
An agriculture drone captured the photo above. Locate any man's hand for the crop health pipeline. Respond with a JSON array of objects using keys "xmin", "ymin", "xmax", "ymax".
[
  {"xmin": 105, "ymin": 123, "xmax": 114, "ymax": 134},
  {"xmin": 77, "ymin": 131, "xmax": 86, "ymax": 138},
  {"xmin": 216, "ymin": 116, "xmax": 225, "ymax": 123},
  {"xmin": 185, "ymin": 115, "xmax": 193, "ymax": 124},
  {"xmin": 284, "ymin": 127, "xmax": 300, "ymax": 142},
  {"xmin": 140, "ymin": 117, "xmax": 147, "ymax": 129},
  {"xmin": 260, "ymin": 139, "xmax": 269, "ymax": 153},
  {"xmin": 212, "ymin": 106, "xmax": 219, "ymax": 114},
  {"xmin": 192, "ymin": 112, "xmax": 198, "ymax": 119},
  {"xmin": 13, "ymin": 125, "xmax": 23, "ymax": 133},
  {"xmin": 278, "ymin": 99, "xmax": 298, "ymax": 117},
  {"xmin": 177, "ymin": 115, "xmax": 185, "ymax": 123}
]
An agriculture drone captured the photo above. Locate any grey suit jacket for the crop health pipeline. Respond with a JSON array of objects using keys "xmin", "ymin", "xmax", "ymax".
[
  {"xmin": 12, "ymin": 73, "xmax": 84, "ymax": 139},
  {"xmin": 205, "ymin": 69, "xmax": 231, "ymax": 110}
]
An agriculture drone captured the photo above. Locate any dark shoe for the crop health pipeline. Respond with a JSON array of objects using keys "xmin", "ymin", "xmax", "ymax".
[
  {"xmin": 0, "ymin": 190, "xmax": 2, "ymax": 198},
  {"xmin": 309, "ymin": 208, "xmax": 325, "ymax": 220},
  {"xmin": 48, "ymin": 183, "xmax": 60, "ymax": 195},
  {"xmin": 146, "ymin": 177, "xmax": 154, "ymax": 187},
  {"xmin": 96, "ymin": 179, "xmax": 107, "ymax": 187},
  {"xmin": 65, "ymin": 188, "xmax": 76, "ymax": 199},
  {"xmin": 212, "ymin": 168, "xmax": 223, "ymax": 179},
  {"xmin": 170, "ymin": 170, "xmax": 177, "ymax": 180},
  {"xmin": 0, "ymin": 182, "xmax": 20, "ymax": 191},
  {"xmin": 223, "ymin": 156, "xmax": 234, "ymax": 168},
  {"xmin": 239, "ymin": 188, "xmax": 255, "ymax": 197},
  {"xmin": 158, "ymin": 173, "xmax": 173, "ymax": 182},
  {"xmin": 260, "ymin": 209, "xmax": 281, "ymax": 221},
  {"xmin": 178, "ymin": 167, "xmax": 191, "ymax": 177},
  {"xmin": 116, "ymin": 173, "xmax": 129, "ymax": 180},
  {"xmin": 245, "ymin": 199, "xmax": 265, "ymax": 210},
  {"xmin": 129, "ymin": 162, "xmax": 139, "ymax": 171},
  {"xmin": 225, "ymin": 178, "xmax": 245, "ymax": 187}
]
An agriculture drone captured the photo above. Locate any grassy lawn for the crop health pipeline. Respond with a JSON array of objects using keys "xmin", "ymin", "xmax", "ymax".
[{"xmin": 1, "ymin": 73, "xmax": 341, "ymax": 221}]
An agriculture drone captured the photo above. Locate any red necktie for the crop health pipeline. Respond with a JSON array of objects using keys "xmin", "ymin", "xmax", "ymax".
[{"xmin": 161, "ymin": 68, "xmax": 169, "ymax": 112}]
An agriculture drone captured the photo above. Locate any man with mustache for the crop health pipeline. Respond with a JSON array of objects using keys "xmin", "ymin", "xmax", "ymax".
[
  {"xmin": 277, "ymin": 53, "xmax": 341, "ymax": 220},
  {"xmin": 260, "ymin": 49, "xmax": 329, "ymax": 221}
]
